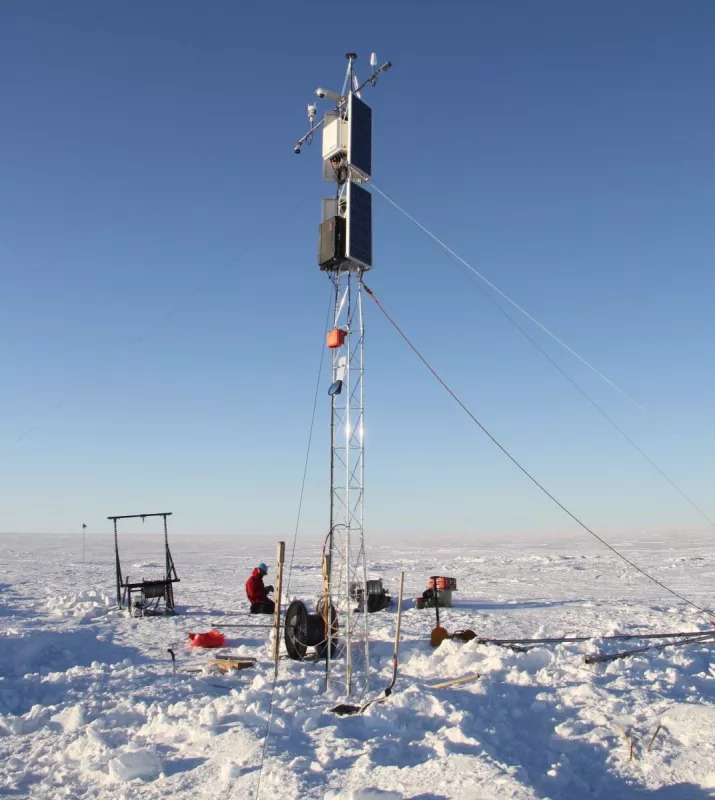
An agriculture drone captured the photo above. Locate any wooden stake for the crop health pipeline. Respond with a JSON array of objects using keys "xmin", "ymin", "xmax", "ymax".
[
  {"xmin": 647, "ymin": 723, "xmax": 662, "ymax": 752},
  {"xmin": 429, "ymin": 674, "xmax": 481, "ymax": 690},
  {"xmin": 614, "ymin": 724, "xmax": 638, "ymax": 761},
  {"xmin": 272, "ymin": 540, "xmax": 285, "ymax": 670},
  {"xmin": 387, "ymin": 571, "xmax": 405, "ymax": 694}
]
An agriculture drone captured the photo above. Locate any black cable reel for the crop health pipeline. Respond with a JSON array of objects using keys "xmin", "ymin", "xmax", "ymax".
[{"xmin": 284, "ymin": 598, "xmax": 338, "ymax": 660}]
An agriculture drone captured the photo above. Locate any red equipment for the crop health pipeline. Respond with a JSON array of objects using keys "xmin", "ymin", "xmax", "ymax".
[
  {"xmin": 326, "ymin": 327, "xmax": 347, "ymax": 348},
  {"xmin": 417, "ymin": 576, "xmax": 458, "ymax": 609},
  {"xmin": 427, "ymin": 576, "xmax": 457, "ymax": 591},
  {"xmin": 188, "ymin": 629, "xmax": 225, "ymax": 648}
]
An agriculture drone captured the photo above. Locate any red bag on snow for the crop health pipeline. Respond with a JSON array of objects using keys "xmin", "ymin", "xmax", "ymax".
[{"xmin": 188, "ymin": 629, "xmax": 225, "ymax": 648}]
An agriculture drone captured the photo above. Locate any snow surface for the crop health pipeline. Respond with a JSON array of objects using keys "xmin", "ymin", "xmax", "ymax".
[{"xmin": 1, "ymin": 530, "xmax": 714, "ymax": 799}]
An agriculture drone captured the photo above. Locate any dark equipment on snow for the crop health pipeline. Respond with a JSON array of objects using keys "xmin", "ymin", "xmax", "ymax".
[
  {"xmin": 472, "ymin": 630, "xmax": 714, "ymax": 647},
  {"xmin": 449, "ymin": 629, "xmax": 530, "ymax": 653},
  {"xmin": 284, "ymin": 599, "xmax": 338, "ymax": 660},
  {"xmin": 446, "ymin": 629, "xmax": 715, "ymax": 659},
  {"xmin": 416, "ymin": 575, "xmax": 457, "ymax": 609},
  {"xmin": 109, "ymin": 512, "xmax": 179, "ymax": 617},
  {"xmin": 350, "ymin": 578, "xmax": 392, "ymax": 613},
  {"xmin": 584, "ymin": 632, "xmax": 715, "ymax": 664},
  {"xmin": 451, "ymin": 629, "xmax": 477, "ymax": 642}
]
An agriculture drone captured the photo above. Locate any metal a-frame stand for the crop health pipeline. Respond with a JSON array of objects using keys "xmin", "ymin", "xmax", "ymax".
[{"xmin": 110, "ymin": 512, "xmax": 180, "ymax": 617}]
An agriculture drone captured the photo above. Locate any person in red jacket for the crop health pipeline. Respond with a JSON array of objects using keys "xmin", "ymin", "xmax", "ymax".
[{"xmin": 246, "ymin": 562, "xmax": 275, "ymax": 614}]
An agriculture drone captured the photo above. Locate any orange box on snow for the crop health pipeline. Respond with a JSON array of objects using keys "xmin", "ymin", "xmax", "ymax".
[
  {"xmin": 327, "ymin": 328, "xmax": 347, "ymax": 349},
  {"xmin": 428, "ymin": 576, "xmax": 457, "ymax": 591}
]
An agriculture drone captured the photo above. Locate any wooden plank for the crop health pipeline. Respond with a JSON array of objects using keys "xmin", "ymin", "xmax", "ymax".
[
  {"xmin": 207, "ymin": 658, "xmax": 256, "ymax": 673},
  {"xmin": 272, "ymin": 540, "xmax": 286, "ymax": 669}
]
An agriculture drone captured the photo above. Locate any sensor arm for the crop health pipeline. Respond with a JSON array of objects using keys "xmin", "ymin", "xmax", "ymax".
[
  {"xmin": 294, "ymin": 117, "xmax": 326, "ymax": 154},
  {"xmin": 293, "ymin": 58, "xmax": 392, "ymax": 153},
  {"xmin": 356, "ymin": 61, "xmax": 392, "ymax": 94}
]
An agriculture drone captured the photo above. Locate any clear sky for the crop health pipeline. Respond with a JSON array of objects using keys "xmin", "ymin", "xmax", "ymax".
[{"xmin": 1, "ymin": 1, "xmax": 714, "ymax": 542}]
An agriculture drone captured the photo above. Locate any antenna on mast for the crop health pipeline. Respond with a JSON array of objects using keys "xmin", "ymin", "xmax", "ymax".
[{"xmin": 290, "ymin": 52, "xmax": 392, "ymax": 698}]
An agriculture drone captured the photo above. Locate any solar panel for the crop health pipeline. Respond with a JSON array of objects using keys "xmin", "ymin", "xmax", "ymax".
[
  {"xmin": 348, "ymin": 94, "xmax": 372, "ymax": 179},
  {"xmin": 347, "ymin": 182, "xmax": 372, "ymax": 269}
]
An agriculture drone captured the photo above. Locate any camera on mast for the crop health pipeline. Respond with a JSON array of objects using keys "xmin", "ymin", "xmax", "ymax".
[{"xmin": 315, "ymin": 88, "xmax": 346, "ymax": 104}]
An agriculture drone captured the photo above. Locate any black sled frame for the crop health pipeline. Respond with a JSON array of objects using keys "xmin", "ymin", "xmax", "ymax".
[{"xmin": 110, "ymin": 512, "xmax": 180, "ymax": 617}]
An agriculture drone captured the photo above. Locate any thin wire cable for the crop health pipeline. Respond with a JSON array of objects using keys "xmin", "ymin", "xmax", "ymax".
[
  {"xmin": 256, "ymin": 285, "xmax": 334, "ymax": 798},
  {"xmin": 437, "ymin": 249, "xmax": 715, "ymax": 531},
  {"xmin": 371, "ymin": 182, "xmax": 657, "ymax": 419},
  {"xmin": 254, "ymin": 668, "xmax": 281, "ymax": 800},
  {"xmin": 286, "ymin": 285, "xmax": 334, "ymax": 596},
  {"xmin": 362, "ymin": 281, "xmax": 714, "ymax": 618}
]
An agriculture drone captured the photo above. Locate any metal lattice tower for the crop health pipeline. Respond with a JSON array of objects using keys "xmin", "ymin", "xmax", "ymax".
[
  {"xmin": 295, "ymin": 52, "xmax": 391, "ymax": 697},
  {"xmin": 326, "ymin": 267, "xmax": 368, "ymax": 696}
]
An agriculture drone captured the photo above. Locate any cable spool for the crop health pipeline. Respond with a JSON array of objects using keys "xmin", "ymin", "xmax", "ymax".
[{"xmin": 284, "ymin": 600, "xmax": 339, "ymax": 660}]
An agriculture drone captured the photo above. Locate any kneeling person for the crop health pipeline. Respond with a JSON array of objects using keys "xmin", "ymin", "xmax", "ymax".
[{"xmin": 246, "ymin": 562, "xmax": 275, "ymax": 614}]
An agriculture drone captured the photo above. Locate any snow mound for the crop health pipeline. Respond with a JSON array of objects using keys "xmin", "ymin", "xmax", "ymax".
[
  {"xmin": 0, "ymin": 628, "xmax": 145, "ymax": 716},
  {"xmin": 46, "ymin": 589, "xmax": 112, "ymax": 621}
]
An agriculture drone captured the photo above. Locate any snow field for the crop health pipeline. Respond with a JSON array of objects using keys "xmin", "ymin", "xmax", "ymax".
[{"xmin": 0, "ymin": 531, "xmax": 714, "ymax": 798}]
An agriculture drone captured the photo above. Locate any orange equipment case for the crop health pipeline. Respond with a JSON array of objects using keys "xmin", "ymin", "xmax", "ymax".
[
  {"xmin": 327, "ymin": 328, "xmax": 347, "ymax": 349},
  {"xmin": 427, "ymin": 576, "xmax": 457, "ymax": 591}
]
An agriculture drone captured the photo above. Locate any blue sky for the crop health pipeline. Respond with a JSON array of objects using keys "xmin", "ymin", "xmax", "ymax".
[{"xmin": 1, "ymin": 1, "xmax": 714, "ymax": 541}]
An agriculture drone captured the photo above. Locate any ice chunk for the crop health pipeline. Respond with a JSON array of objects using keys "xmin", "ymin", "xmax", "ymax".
[{"xmin": 108, "ymin": 748, "xmax": 162, "ymax": 782}]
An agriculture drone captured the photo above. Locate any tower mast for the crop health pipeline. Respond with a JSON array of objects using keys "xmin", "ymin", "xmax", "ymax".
[{"xmin": 295, "ymin": 51, "xmax": 391, "ymax": 697}]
